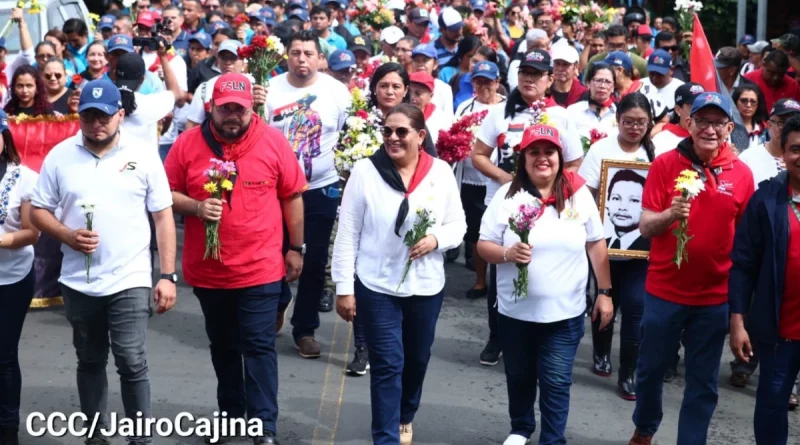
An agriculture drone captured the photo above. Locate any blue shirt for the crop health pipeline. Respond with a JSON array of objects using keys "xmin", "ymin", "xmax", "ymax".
[
  {"xmin": 434, "ymin": 38, "xmax": 457, "ymax": 66},
  {"xmin": 171, "ymin": 30, "xmax": 191, "ymax": 59},
  {"xmin": 67, "ymin": 34, "xmax": 94, "ymax": 71},
  {"xmin": 325, "ymin": 30, "xmax": 347, "ymax": 51}
]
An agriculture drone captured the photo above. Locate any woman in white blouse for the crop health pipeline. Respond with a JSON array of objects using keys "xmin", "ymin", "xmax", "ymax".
[
  {"xmin": 578, "ymin": 92, "xmax": 656, "ymax": 401},
  {"xmin": 478, "ymin": 124, "xmax": 612, "ymax": 445},
  {"xmin": 0, "ymin": 110, "xmax": 40, "ymax": 445},
  {"xmin": 567, "ymin": 63, "xmax": 618, "ymax": 141},
  {"xmin": 333, "ymin": 103, "xmax": 466, "ymax": 445}
]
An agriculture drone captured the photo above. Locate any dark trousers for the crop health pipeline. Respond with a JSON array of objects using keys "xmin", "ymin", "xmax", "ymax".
[
  {"xmin": 610, "ymin": 260, "xmax": 647, "ymax": 342},
  {"xmin": 195, "ymin": 282, "xmax": 281, "ymax": 434},
  {"xmin": 353, "ymin": 314, "xmax": 367, "ymax": 349},
  {"xmin": 754, "ymin": 340, "xmax": 800, "ymax": 445},
  {"xmin": 291, "ymin": 184, "xmax": 339, "ymax": 340},
  {"xmin": 498, "ymin": 313, "xmax": 584, "ymax": 444},
  {"xmin": 633, "ymin": 292, "xmax": 728, "ymax": 444},
  {"xmin": 355, "ymin": 279, "xmax": 444, "ymax": 445},
  {"xmin": 487, "ymin": 265, "xmax": 498, "ymax": 340},
  {"xmin": 0, "ymin": 271, "xmax": 35, "ymax": 429}
]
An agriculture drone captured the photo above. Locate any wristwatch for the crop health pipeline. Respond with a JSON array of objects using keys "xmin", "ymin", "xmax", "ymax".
[
  {"xmin": 598, "ymin": 288, "xmax": 612, "ymax": 296},
  {"xmin": 289, "ymin": 244, "xmax": 307, "ymax": 255},
  {"xmin": 160, "ymin": 273, "xmax": 178, "ymax": 283}
]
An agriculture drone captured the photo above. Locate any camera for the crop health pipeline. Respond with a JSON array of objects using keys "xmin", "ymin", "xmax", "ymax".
[{"xmin": 132, "ymin": 18, "xmax": 173, "ymax": 51}]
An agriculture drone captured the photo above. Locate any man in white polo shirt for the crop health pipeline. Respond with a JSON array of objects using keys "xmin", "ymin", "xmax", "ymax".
[{"xmin": 29, "ymin": 79, "xmax": 177, "ymax": 445}]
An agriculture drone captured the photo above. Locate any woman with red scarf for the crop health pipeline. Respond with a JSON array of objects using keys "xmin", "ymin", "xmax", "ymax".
[
  {"xmin": 567, "ymin": 63, "xmax": 618, "ymax": 141},
  {"xmin": 478, "ymin": 124, "xmax": 613, "ymax": 445},
  {"xmin": 332, "ymin": 104, "xmax": 466, "ymax": 445}
]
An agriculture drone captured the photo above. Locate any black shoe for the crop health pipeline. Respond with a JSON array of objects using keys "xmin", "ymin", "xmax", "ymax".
[
  {"xmin": 465, "ymin": 286, "xmax": 487, "ymax": 299},
  {"xmin": 253, "ymin": 431, "xmax": 279, "ymax": 445},
  {"xmin": 346, "ymin": 347, "xmax": 369, "ymax": 376},
  {"xmin": 664, "ymin": 366, "xmax": 679, "ymax": 383},
  {"xmin": 1, "ymin": 427, "xmax": 20, "ymax": 445},
  {"xmin": 318, "ymin": 289, "xmax": 334, "ymax": 312},
  {"xmin": 445, "ymin": 247, "xmax": 460, "ymax": 263},
  {"xmin": 618, "ymin": 340, "xmax": 639, "ymax": 401},
  {"xmin": 479, "ymin": 338, "xmax": 502, "ymax": 366},
  {"xmin": 591, "ymin": 313, "xmax": 614, "ymax": 377}
]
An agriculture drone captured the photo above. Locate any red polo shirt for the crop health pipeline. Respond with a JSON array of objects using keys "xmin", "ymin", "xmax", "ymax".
[
  {"xmin": 780, "ymin": 201, "xmax": 800, "ymax": 340},
  {"xmin": 641, "ymin": 143, "xmax": 754, "ymax": 306},
  {"xmin": 164, "ymin": 117, "xmax": 308, "ymax": 289},
  {"xmin": 743, "ymin": 69, "xmax": 800, "ymax": 112}
]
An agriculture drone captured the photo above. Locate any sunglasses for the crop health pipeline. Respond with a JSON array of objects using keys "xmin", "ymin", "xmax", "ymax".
[
  {"xmin": 44, "ymin": 72, "xmax": 63, "ymax": 80},
  {"xmin": 738, "ymin": 98, "xmax": 757, "ymax": 105},
  {"xmin": 381, "ymin": 126, "xmax": 412, "ymax": 138},
  {"xmin": 660, "ymin": 45, "xmax": 680, "ymax": 52}
]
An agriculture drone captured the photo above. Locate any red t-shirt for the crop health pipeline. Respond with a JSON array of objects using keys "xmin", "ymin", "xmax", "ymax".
[
  {"xmin": 164, "ymin": 118, "xmax": 308, "ymax": 289},
  {"xmin": 743, "ymin": 69, "xmax": 800, "ymax": 112},
  {"xmin": 641, "ymin": 144, "xmax": 755, "ymax": 306},
  {"xmin": 780, "ymin": 200, "xmax": 800, "ymax": 340}
]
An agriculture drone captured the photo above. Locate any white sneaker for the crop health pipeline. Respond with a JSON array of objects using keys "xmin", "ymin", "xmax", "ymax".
[{"xmin": 502, "ymin": 434, "xmax": 528, "ymax": 445}]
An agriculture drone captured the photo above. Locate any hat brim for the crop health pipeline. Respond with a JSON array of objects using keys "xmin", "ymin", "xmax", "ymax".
[
  {"xmin": 189, "ymin": 39, "xmax": 211, "ymax": 49},
  {"xmin": 692, "ymin": 104, "xmax": 732, "ymax": 121},
  {"xmin": 472, "ymin": 72, "xmax": 498, "ymax": 80},
  {"xmin": 78, "ymin": 103, "xmax": 120, "ymax": 114},
  {"xmin": 714, "ymin": 59, "xmax": 737, "ymax": 69},
  {"xmin": 218, "ymin": 47, "xmax": 241, "ymax": 56},
  {"xmin": 330, "ymin": 62, "xmax": 355, "ymax": 71},
  {"xmin": 677, "ymin": 94, "xmax": 702, "ymax": 107},
  {"xmin": 771, "ymin": 109, "xmax": 800, "ymax": 117},
  {"xmin": 521, "ymin": 137, "xmax": 563, "ymax": 153},
  {"xmin": 647, "ymin": 64, "xmax": 670, "ymax": 75},
  {"xmin": 410, "ymin": 80, "xmax": 434, "ymax": 92},
  {"xmin": 99, "ymin": 25, "xmax": 114, "ymax": 30},
  {"xmin": 214, "ymin": 96, "xmax": 253, "ymax": 109},
  {"xmin": 553, "ymin": 56, "xmax": 579, "ymax": 65},
  {"xmin": 444, "ymin": 22, "xmax": 465, "ymax": 31},
  {"xmin": 411, "ymin": 17, "xmax": 430, "ymax": 24},
  {"xmin": 519, "ymin": 61, "xmax": 552, "ymax": 72},
  {"xmin": 350, "ymin": 45, "xmax": 372, "ymax": 55},
  {"xmin": 109, "ymin": 46, "xmax": 134, "ymax": 53}
]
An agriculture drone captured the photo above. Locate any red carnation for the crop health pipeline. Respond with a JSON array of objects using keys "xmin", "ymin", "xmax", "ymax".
[
  {"xmin": 355, "ymin": 109, "xmax": 369, "ymax": 119},
  {"xmin": 238, "ymin": 45, "xmax": 255, "ymax": 59},
  {"xmin": 436, "ymin": 109, "xmax": 489, "ymax": 163},
  {"xmin": 250, "ymin": 35, "xmax": 268, "ymax": 49},
  {"xmin": 71, "ymin": 73, "xmax": 83, "ymax": 85},
  {"xmin": 234, "ymin": 13, "xmax": 249, "ymax": 28},
  {"xmin": 589, "ymin": 128, "xmax": 608, "ymax": 144}
]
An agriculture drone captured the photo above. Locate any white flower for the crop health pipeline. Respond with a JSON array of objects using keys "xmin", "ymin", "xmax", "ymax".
[
  {"xmin": 122, "ymin": 0, "xmax": 135, "ymax": 7},
  {"xmin": 679, "ymin": 180, "xmax": 705, "ymax": 199},
  {"xmin": 346, "ymin": 116, "xmax": 366, "ymax": 132},
  {"xmin": 502, "ymin": 190, "xmax": 538, "ymax": 217},
  {"xmin": 76, "ymin": 198, "xmax": 96, "ymax": 215}
]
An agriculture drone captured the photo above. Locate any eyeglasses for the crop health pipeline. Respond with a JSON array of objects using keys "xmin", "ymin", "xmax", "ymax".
[
  {"xmin": 660, "ymin": 45, "xmax": 680, "ymax": 52},
  {"xmin": 621, "ymin": 120, "xmax": 649, "ymax": 129},
  {"xmin": 44, "ymin": 72, "xmax": 63, "ymax": 80},
  {"xmin": 215, "ymin": 104, "xmax": 251, "ymax": 116},
  {"xmin": 381, "ymin": 126, "xmax": 412, "ymax": 138},
  {"xmin": 769, "ymin": 119, "xmax": 787, "ymax": 129},
  {"xmin": 36, "ymin": 53, "xmax": 55, "ymax": 61},
  {"xmin": 693, "ymin": 117, "xmax": 730, "ymax": 131},
  {"xmin": 518, "ymin": 70, "xmax": 545, "ymax": 81},
  {"xmin": 738, "ymin": 98, "xmax": 758, "ymax": 106},
  {"xmin": 80, "ymin": 111, "xmax": 115, "ymax": 124},
  {"xmin": 591, "ymin": 78, "xmax": 614, "ymax": 86}
]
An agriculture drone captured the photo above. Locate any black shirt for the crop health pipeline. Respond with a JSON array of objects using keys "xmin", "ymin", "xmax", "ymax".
[{"xmin": 51, "ymin": 88, "xmax": 74, "ymax": 115}]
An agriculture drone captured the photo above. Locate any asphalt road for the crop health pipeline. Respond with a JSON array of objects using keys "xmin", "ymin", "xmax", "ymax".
[{"xmin": 16, "ymin": 237, "xmax": 800, "ymax": 445}]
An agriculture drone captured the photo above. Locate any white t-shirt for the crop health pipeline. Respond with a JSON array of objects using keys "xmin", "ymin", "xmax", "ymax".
[
  {"xmin": 0, "ymin": 164, "xmax": 38, "ymax": 285},
  {"xmin": 266, "ymin": 72, "xmax": 351, "ymax": 190},
  {"xmin": 653, "ymin": 128, "xmax": 688, "ymax": 157},
  {"xmin": 565, "ymin": 100, "xmax": 619, "ymax": 140},
  {"xmin": 454, "ymin": 97, "xmax": 506, "ymax": 186},
  {"xmin": 479, "ymin": 182, "xmax": 604, "ymax": 323},
  {"xmin": 476, "ymin": 103, "xmax": 584, "ymax": 206},
  {"xmin": 140, "ymin": 51, "xmax": 188, "ymax": 147},
  {"xmin": 433, "ymin": 78, "xmax": 454, "ymax": 121},
  {"xmin": 578, "ymin": 136, "xmax": 650, "ymax": 190},
  {"xmin": 426, "ymin": 104, "xmax": 450, "ymax": 146},
  {"xmin": 31, "ymin": 132, "xmax": 173, "ymax": 297},
  {"xmin": 738, "ymin": 143, "xmax": 785, "ymax": 189},
  {"xmin": 124, "ymin": 91, "xmax": 176, "ymax": 150},
  {"xmin": 141, "ymin": 51, "xmax": 189, "ymax": 91},
  {"xmin": 640, "ymin": 77, "xmax": 684, "ymax": 109}
]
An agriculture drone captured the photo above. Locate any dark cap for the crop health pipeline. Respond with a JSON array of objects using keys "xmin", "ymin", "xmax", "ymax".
[
  {"xmin": 519, "ymin": 49, "xmax": 552, "ymax": 72},
  {"xmin": 773, "ymin": 33, "xmax": 800, "ymax": 53},
  {"xmin": 770, "ymin": 98, "xmax": 800, "ymax": 117},
  {"xmin": 113, "ymin": 52, "xmax": 146, "ymax": 93},
  {"xmin": 675, "ymin": 82, "xmax": 705, "ymax": 107},
  {"xmin": 408, "ymin": 7, "xmax": 431, "ymax": 24},
  {"xmin": 79, "ymin": 79, "xmax": 122, "ymax": 114},
  {"xmin": 348, "ymin": 35, "xmax": 373, "ymax": 56},
  {"xmin": 623, "ymin": 6, "xmax": 646, "ymax": 26},
  {"xmin": 714, "ymin": 47, "xmax": 742, "ymax": 69}
]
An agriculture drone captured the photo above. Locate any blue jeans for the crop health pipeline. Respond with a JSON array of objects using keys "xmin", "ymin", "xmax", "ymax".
[
  {"xmin": 158, "ymin": 143, "xmax": 171, "ymax": 163},
  {"xmin": 355, "ymin": 279, "xmax": 444, "ymax": 445},
  {"xmin": 291, "ymin": 184, "xmax": 339, "ymax": 340},
  {"xmin": 0, "ymin": 270, "xmax": 34, "ymax": 429},
  {"xmin": 633, "ymin": 292, "xmax": 728, "ymax": 444},
  {"xmin": 194, "ymin": 282, "xmax": 281, "ymax": 434},
  {"xmin": 754, "ymin": 340, "xmax": 800, "ymax": 445},
  {"xmin": 488, "ymin": 265, "xmax": 498, "ymax": 340},
  {"xmin": 610, "ymin": 260, "xmax": 647, "ymax": 342},
  {"xmin": 498, "ymin": 313, "xmax": 584, "ymax": 444},
  {"xmin": 62, "ymin": 285, "xmax": 152, "ymax": 444}
]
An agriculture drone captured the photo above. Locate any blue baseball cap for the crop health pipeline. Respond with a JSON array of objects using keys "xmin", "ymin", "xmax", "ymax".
[
  {"xmin": 289, "ymin": 0, "xmax": 307, "ymax": 10},
  {"xmin": 691, "ymin": 92, "xmax": 733, "ymax": 121},
  {"xmin": 739, "ymin": 34, "xmax": 755, "ymax": 45},
  {"xmin": 471, "ymin": 0, "xmax": 487, "ymax": 11},
  {"xmin": 248, "ymin": 11, "xmax": 264, "ymax": 22},
  {"xmin": 188, "ymin": 31, "xmax": 212, "ymax": 49},
  {"xmin": 0, "ymin": 109, "xmax": 8, "ymax": 133},
  {"xmin": 328, "ymin": 49, "xmax": 356, "ymax": 71},
  {"xmin": 108, "ymin": 34, "xmax": 134, "ymax": 53},
  {"xmin": 412, "ymin": 43, "xmax": 437, "ymax": 60},
  {"xmin": 604, "ymin": 51, "xmax": 633, "ymax": 73},
  {"xmin": 99, "ymin": 14, "xmax": 115, "ymax": 30},
  {"xmin": 472, "ymin": 61, "xmax": 499, "ymax": 80},
  {"xmin": 289, "ymin": 8, "xmax": 309, "ymax": 21},
  {"xmin": 260, "ymin": 7, "xmax": 277, "ymax": 25},
  {"xmin": 647, "ymin": 49, "xmax": 672, "ymax": 75},
  {"xmin": 206, "ymin": 21, "xmax": 230, "ymax": 35},
  {"xmin": 78, "ymin": 79, "xmax": 122, "ymax": 114}
]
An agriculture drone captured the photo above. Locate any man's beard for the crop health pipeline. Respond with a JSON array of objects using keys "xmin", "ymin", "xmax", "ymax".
[
  {"xmin": 212, "ymin": 117, "xmax": 251, "ymax": 140},
  {"xmin": 84, "ymin": 130, "xmax": 118, "ymax": 148}
]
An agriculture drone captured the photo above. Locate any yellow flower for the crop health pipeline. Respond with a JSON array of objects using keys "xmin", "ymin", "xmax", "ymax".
[
  {"xmin": 540, "ymin": 114, "xmax": 550, "ymax": 125},
  {"xmin": 221, "ymin": 179, "xmax": 233, "ymax": 191},
  {"xmin": 203, "ymin": 182, "xmax": 218, "ymax": 194}
]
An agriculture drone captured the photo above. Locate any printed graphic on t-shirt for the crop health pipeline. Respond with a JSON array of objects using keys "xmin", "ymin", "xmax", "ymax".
[
  {"xmin": 497, "ymin": 122, "xmax": 525, "ymax": 173},
  {"xmin": 272, "ymin": 94, "xmax": 322, "ymax": 180}
]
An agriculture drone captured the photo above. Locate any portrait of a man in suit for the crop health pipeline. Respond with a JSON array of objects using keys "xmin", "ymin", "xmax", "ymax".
[{"xmin": 605, "ymin": 168, "xmax": 650, "ymax": 252}]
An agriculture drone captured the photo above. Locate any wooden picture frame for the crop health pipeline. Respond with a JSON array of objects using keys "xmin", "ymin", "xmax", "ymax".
[{"xmin": 598, "ymin": 159, "xmax": 652, "ymax": 259}]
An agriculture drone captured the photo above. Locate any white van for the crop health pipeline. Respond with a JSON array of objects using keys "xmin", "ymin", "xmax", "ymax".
[{"xmin": 0, "ymin": 0, "xmax": 91, "ymax": 63}]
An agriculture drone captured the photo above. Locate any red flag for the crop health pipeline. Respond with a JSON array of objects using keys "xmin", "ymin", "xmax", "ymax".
[{"xmin": 690, "ymin": 13, "xmax": 720, "ymax": 93}]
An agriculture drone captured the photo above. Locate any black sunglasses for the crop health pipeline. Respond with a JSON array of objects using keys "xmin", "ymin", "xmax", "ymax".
[
  {"xmin": 661, "ymin": 45, "xmax": 680, "ymax": 52},
  {"xmin": 44, "ymin": 72, "xmax": 63, "ymax": 80},
  {"xmin": 381, "ymin": 126, "xmax": 412, "ymax": 138}
]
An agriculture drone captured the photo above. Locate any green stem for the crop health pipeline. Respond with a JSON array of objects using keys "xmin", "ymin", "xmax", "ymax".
[{"xmin": 397, "ymin": 258, "xmax": 412, "ymax": 292}]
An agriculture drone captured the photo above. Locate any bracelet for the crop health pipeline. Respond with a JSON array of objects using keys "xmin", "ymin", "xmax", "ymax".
[{"xmin": 503, "ymin": 247, "xmax": 509, "ymax": 263}]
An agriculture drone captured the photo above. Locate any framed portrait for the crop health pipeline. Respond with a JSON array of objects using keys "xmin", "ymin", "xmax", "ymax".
[{"xmin": 598, "ymin": 160, "xmax": 652, "ymax": 259}]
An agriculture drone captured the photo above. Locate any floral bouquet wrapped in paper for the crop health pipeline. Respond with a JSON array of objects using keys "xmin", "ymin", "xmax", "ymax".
[
  {"xmin": 335, "ymin": 87, "xmax": 384, "ymax": 175},
  {"xmin": 203, "ymin": 158, "xmax": 236, "ymax": 261},
  {"xmin": 349, "ymin": 0, "xmax": 395, "ymax": 31},
  {"xmin": 503, "ymin": 190, "xmax": 546, "ymax": 301},
  {"xmin": 672, "ymin": 169, "xmax": 705, "ymax": 268},
  {"xmin": 436, "ymin": 109, "xmax": 489, "ymax": 163},
  {"xmin": 238, "ymin": 35, "xmax": 285, "ymax": 117}
]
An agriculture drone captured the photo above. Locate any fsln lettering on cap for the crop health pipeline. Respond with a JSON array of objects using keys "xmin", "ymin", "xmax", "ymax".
[
  {"xmin": 690, "ymin": 85, "xmax": 705, "ymax": 94},
  {"xmin": 220, "ymin": 81, "xmax": 247, "ymax": 92},
  {"xmin": 704, "ymin": 94, "xmax": 722, "ymax": 105},
  {"xmin": 526, "ymin": 52, "xmax": 545, "ymax": 62},
  {"xmin": 786, "ymin": 100, "xmax": 800, "ymax": 110}
]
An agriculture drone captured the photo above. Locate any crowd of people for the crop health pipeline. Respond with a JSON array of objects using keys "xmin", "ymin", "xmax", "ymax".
[{"xmin": 2, "ymin": 0, "xmax": 800, "ymax": 444}]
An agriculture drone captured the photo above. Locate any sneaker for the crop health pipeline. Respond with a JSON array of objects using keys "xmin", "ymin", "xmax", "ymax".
[
  {"xmin": 346, "ymin": 347, "xmax": 369, "ymax": 376},
  {"xmin": 399, "ymin": 423, "xmax": 412, "ymax": 445},
  {"xmin": 502, "ymin": 434, "xmax": 528, "ymax": 445},
  {"xmin": 253, "ymin": 431, "xmax": 279, "ymax": 445},
  {"xmin": 295, "ymin": 336, "xmax": 321, "ymax": 358},
  {"xmin": 790, "ymin": 393, "xmax": 799, "ymax": 411},
  {"xmin": 628, "ymin": 430, "xmax": 652, "ymax": 445},
  {"xmin": 479, "ymin": 338, "xmax": 502, "ymax": 366},
  {"xmin": 663, "ymin": 366, "xmax": 678, "ymax": 383},
  {"xmin": 465, "ymin": 286, "xmax": 487, "ymax": 300},
  {"xmin": 729, "ymin": 372, "xmax": 749, "ymax": 388}
]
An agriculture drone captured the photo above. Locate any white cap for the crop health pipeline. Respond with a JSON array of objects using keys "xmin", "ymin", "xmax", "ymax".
[
  {"xmin": 218, "ymin": 39, "xmax": 243, "ymax": 55},
  {"xmin": 380, "ymin": 26, "xmax": 405, "ymax": 45},
  {"xmin": 747, "ymin": 40, "xmax": 769, "ymax": 53},
  {"xmin": 438, "ymin": 7, "xmax": 464, "ymax": 31},
  {"xmin": 386, "ymin": 0, "xmax": 405, "ymax": 10},
  {"xmin": 551, "ymin": 44, "xmax": 579, "ymax": 64}
]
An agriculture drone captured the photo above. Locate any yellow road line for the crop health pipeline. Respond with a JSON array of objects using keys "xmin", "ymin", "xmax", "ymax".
[{"xmin": 311, "ymin": 315, "xmax": 353, "ymax": 445}]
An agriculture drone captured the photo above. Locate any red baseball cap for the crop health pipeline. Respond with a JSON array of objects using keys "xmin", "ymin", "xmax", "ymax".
[
  {"xmin": 409, "ymin": 71, "xmax": 435, "ymax": 93},
  {"xmin": 212, "ymin": 73, "xmax": 253, "ymax": 109},
  {"xmin": 136, "ymin": 11, "xmax": 159, "ymax": 28},
  {"xmin": 516, "ymin": 124, "xmax": 563, "ymax": 152},
  {"xmin": 636, "ymin": 24, "xmax": 652, "ymax": 38}
]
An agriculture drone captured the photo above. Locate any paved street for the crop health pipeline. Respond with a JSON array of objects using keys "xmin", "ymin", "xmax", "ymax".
[{"xmin": 16, "ymin": 235, "xmax": 800, "ymax": 445}]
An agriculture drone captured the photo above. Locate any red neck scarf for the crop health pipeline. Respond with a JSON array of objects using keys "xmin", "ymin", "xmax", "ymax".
[
  {"xmin": 663, "ymin": 123, "xmax": 691, "ymax": 139},
  {"xmin": 369, "ymin": 147, "xmax": 434, "ymax": 236},
  {"xmin": 621, "ymin": 79, "xmax": 642, "ymax": 98},
  {"xmin": 423, "ymin": 102, "xmax": 436, "ymax": 121},
  {"xmin": 539, "ymin": 171, "xmax": 586, "ymax": 206},
  {"xmin": 148, "ymin": 51, "xmax": 176, "ymax": 72},
  {"xmin": 542, "ymin": 96, "xmax": 558, "ymax": 108}
]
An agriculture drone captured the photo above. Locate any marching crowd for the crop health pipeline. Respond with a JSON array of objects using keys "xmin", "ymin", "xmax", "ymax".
[{"xmin": 2, "ymin": 0, "xmax": 800, "ymax": 444}]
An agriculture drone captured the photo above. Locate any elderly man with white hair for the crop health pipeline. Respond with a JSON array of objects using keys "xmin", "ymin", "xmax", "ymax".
[{"xmin": 508, "ymin": 28, "xmax": 550, "ymax": 91}]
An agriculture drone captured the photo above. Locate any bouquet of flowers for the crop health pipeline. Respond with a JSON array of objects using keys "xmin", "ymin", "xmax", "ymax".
[
  {"xmin": 349, "ymin": 0, "xmax": 395, "ymax": 31},
  {"xmin": 557, "ymin": 0, "xmax": 582, "ymax": 25},
  {"xmin": 504, "ymin": 190, "xmax": 546, "ymax": 301},
  {"xmin": 202, "ymin": 158, "xmax": 236, "ymax": 261},
  {"xmin": 580, "ymin": 128, "xmax": 608, "ymax": 154},
  {"xmin": 397, "ymin": 206, "xmax": 436, "ymax": 292},
  {"xmin": 672, "ymin": 169, "xmax": 705, "ymax": 268},
  {"xmin": 674, "ymin": 0, "xmax": 702, "ymax": 60},
  {"xmin": 505, "ymin": 100, "xmax": 550, "ymax": 172},
  {"xmin": 436, "ymin": 109, "xmax": 488, "ymax": 163},
  {"xmin": 238, "ymin": 35, "xmax": 285, "ymax": 118},
  {"xmin": 14, "ymin": 0, "xmax": 40, "ymax": 13},
  {"xmin": 76, "ymin": 199, "xmax": 96, "ymax": 283},
  {"xmin": 335, "ymin": 87, "xmax": 383, "ymax": 175},
  {"xmin": 580, "ymin": 1, "xmax": 616, "ymax": 34}
]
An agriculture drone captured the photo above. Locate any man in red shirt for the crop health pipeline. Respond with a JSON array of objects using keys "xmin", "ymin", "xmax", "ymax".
[
  {"xmin": 729, "ymin": 114, "xmax": 800, "ymax": 445},
  {"xmin": 744, "ymin": 49, "xmax": 800, "ymax": 112},
  {"xmin": 628, "ymin": 92, "xmax": 755, "ymax": 445},
  {"xmin": 164, "ymin": 72, "xmax": 307, "ymax": 445}
]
